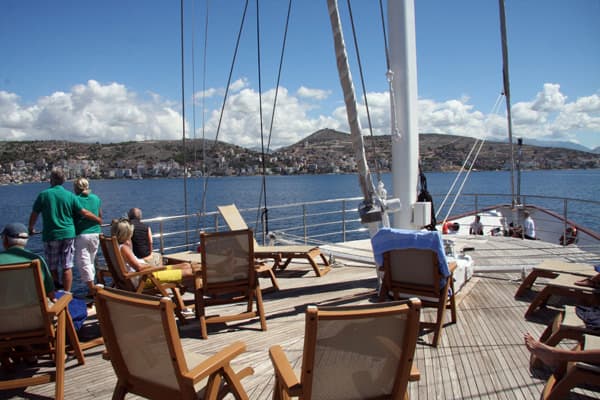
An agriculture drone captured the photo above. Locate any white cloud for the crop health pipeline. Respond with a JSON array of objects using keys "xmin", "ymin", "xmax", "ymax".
[
  {"xmin": 297, "ymin": 86, "xmax": 331, "ymax": 100},
  {"xmin": 1, "ymin": 80, "xmax": 599, "ymax": 150}
]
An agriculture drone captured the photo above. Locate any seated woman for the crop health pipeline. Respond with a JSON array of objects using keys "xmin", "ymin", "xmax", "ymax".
[{"xmin": 111, "ymin": 219, "xmax": 195, "ymax": 288}]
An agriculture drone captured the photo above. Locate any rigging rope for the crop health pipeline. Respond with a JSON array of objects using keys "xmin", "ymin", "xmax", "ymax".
[
  {"xmin": 346, "ymin": 0, "xmax": 381, "ymax": 183},
  {"xmin": 254, "ymin": 0, "xmax": 269, "ymax": 238},
  {"xmin": 179, "ymin": 0, "xmax": 190, "ymax": 246},
  {"xmin": 436, "ymin": 92, "xmax": 504, "ymax": 224},
  {"xmin": 256, "ymin": 0, "xmax": 293, "ymax": 241},
  {"xmin": 199, "ymin": 0, "xmax": 249, "ymax": 217}
]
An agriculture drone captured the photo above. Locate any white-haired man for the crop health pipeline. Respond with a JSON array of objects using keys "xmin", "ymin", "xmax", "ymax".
[{"xmin": 0, "ymin": 222, "xmax": 55, "ymax": 300}]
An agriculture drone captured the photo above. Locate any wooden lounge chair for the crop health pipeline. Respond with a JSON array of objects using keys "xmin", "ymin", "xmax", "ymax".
[
  {"xmin": 524, "ymin": 273, "xmax": 600, "ymax": 318},
  {"xmin": 94, "ymin": 285, "xmax": 254, "ymax": 399},
  {"xmin": 515, "ymin": 259, "xmax": 596, "ymax": 298},
  {"xmin": 540, "ymin": 333, "xmax": 600, "ymax": 400},
  {"xmin": 531, "ymin": 305, "xmax": 598, "ymax": 369},
  {"xmin": 379, "ymin": 248, "xmax": 457, "ymax": 347},
  {"xmin": 218, "ymin": 204, "xmax": 331, "ymax": 277},
  {"xmin": 269, "ymin": 299, "xmax": 422, "ymax": 400},
  {"xmin": 0, "ymin": 260, "xmax": 85, "ymax": 400},
  {"xmin": 197, "ymin": 229, "xmax": 267, "ymax": 339},
  {"xmin": 99, "ymin": 234, "xmax": 192, "ymax": 324}
]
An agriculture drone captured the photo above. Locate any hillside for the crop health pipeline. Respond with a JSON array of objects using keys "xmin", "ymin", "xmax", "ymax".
[{"xmin": 1, "ymin": 130, "xmax": 599, "ymax": 183}]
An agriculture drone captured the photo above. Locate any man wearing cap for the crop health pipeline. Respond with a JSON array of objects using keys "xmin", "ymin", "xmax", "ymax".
[
  {"xmin": 28, "ymin": 169, "xmax": 102, "ymax": 292},
  {"xmin": 0, "ymin": 222, "xmax": 55, "ymax": 299}
]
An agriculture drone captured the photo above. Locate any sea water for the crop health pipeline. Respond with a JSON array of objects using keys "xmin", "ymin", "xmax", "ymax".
[{"xmin": 1, "ymin": 169, "xmax": 599, "ymax": 296}]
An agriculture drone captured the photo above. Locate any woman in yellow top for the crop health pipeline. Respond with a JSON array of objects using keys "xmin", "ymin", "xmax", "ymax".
[{"xmin": 111, "ymin": 218, "xmax": 195, "ymax": 288}]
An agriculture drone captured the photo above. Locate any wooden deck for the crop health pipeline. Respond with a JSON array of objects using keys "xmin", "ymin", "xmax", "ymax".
[{"xmin": 2, "ymin": 236, "xmax": 599, "ymax": 399}]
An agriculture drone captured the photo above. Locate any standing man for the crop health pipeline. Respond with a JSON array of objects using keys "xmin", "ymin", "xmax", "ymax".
[
  {"xmin": 523, "ymin": 211, "xmax": 536, "ymax": 240},
  {"xmin": 73, "ymin": 177, "xmax": 102, "ymax": 294},
  {"xmin": 0, "ymin": 222, "xmax": 55, "ymax": 300},
  {"xmin": 28, "ymin": 169, "xmax": 102, "ymax": 292}
]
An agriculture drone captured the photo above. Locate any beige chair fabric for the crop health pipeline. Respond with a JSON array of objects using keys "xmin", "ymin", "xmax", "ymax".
[
  {"xmin": 95, "ymin": 286, "xmax": 254, "ymax": 399},
  {"xmin": 0, "ymin": 261, "xmax": 85, "ymax": 400},
  {"xmin": 197, "ymin": 229, "xmax": 267, "ymax": 339},
  {"xmin": 269, "ymin": 299, "xmax": 422, "ymax": 400},
  {"xmin": 515, "ymin": 259, "xmax": 596, "ymax": 298},
  {"xmin": 379, "ymin": 248, "xmax": 457, "ymax": 347},
  {"xmin": 218, "ymin": 204, "xmax": 331, "ymax": 277}
]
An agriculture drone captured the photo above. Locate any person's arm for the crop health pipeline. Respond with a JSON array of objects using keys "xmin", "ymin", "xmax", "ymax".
[
  {"xmin": 147, "ymin": 226, "xmax": 153, "ymax": 253},
  {"xmin": 80, "ymin": 208, "xmax": 102, "ymax": 225},
  {"xmin": 28, "ymin": 211, "xmax": 39, "ymax": 235},
  {"xmin": 120, "ymin": 244, "xmax": 148, "ymax": 272}
]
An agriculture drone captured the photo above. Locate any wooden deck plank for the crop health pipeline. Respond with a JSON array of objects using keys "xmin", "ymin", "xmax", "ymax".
[{"xmin": 2, "ymin": 239, "xmax": 599, "ymax": 400}]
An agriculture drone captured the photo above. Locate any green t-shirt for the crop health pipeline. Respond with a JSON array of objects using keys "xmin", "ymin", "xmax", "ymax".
[
  {"xmin": 32, "ymin": 185, "xmax": 82, "ymax": 241},
  {"xmin": 74, "ymin": 192, "xmax": 102, "ymax": 235},
  {"xmin": 0, "ymin": 247, "xmax": 55, "ymax": 295}
]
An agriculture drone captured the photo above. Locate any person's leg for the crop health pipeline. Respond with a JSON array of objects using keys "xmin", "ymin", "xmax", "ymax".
[
  {"xmin": 75, "ymin": 234, "xmax": 98, "ymax": 292},
  {"xmin": 60, "ymin": 238, "xmax": 76, "ymax": 292},
  {"xmin": 44, "ymin": 241, "xmax": 61, "ymax": 287}
]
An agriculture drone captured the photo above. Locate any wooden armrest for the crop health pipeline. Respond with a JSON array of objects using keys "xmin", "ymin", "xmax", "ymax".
[
  {"xmin": 409, "ymin": 364, "xmax": 421, "ymax": 381},
  {"xmin": 185, "ymin": 341, "xmax": 250, "ymax": 384},
  {"xmin": 269, "ymin": 345, "xmax": 302, "ymax": 397},
  {"xmin": 47, "ymin": 292, "xmax": 71, "ymax": 316},
  {"xmin": 448, "ymin": 261, "xmax": 457, "ymax": 273}
]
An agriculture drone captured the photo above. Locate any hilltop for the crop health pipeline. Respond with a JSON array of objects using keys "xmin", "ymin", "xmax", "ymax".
[{"xmin": 0, "ymin": 129, "xmax": 599, "ymax": 184}]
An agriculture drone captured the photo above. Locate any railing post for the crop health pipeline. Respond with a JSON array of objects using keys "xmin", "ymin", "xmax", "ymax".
[
  {"xmin": 303, "ymin": 204, "xmax": 307, "ymax": 244},
  {"xmin": 159, "ymin": 220, "xmax": 165, "ymax": 254},
  {"xmin": 342, "ymin": 200, "xmax": 347, "ymax": 242},
  {"xmin": 563, "ymin": 198, "xmax": 568, "ymax": 243}
]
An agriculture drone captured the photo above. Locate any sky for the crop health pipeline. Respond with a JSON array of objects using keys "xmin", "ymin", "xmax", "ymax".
[{"xmin": 1, "ymin": 0, "xmax": 599, "ymax": 151}]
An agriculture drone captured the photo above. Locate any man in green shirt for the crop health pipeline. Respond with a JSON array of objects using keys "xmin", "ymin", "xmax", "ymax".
[
  {"xmin": 0, "ymin": 222, "xmax": 55, "ymax": 299},
  {"xmin": 28, "ymin": 169, "xmax": 102, "ymax": 292}
]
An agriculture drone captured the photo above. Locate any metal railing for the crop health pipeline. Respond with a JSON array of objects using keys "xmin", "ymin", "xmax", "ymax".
[{"xmin": 139, "ymin": 193, "xmax": 600, "ymax": 255}]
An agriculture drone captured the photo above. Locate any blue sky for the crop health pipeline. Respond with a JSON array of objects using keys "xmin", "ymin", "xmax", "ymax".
[{"xmin": 1, "ymin": 0, "xmax": 599, "ymax": 150}]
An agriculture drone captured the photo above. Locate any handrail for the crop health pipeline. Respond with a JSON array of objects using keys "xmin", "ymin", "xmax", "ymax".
[{"xmin": 129, "ymin": 193, "xmax": 600, "ymax": 255}]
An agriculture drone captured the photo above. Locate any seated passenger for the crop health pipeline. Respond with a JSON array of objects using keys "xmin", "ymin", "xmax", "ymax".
[
  {"xmin": 127, "ymin": 207, "xmax": 162, "ymax": 266},
  {"xmin": 111, "ymin": 219, "xmax": 195, "ymax": 288},
  {"xmin": 469, "ymin": 215, "xmax": 483, "ymax": 235}
]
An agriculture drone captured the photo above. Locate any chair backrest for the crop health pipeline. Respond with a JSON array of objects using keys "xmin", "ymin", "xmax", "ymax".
[
  {"xmin": 200, "ymin": 229, "xmax": 256, "ymax": 286},
  {"xmin": 301, "ymin": 299, "xmax": 421, "ymax": 399},
  {"xmin": 99, "ymin": 234, "xmax": 136, "ymax": 291},
  {"xmin": 95, "ymin": 286, "xmax": 189, "ymax": 397},
  {"xmin": 218, "ymin": 204, "xmax": 260, "ymax": 248},
  {"xmin": 0, "ymin": 260, "xmax": 49, "ymax": 336},
  {"xmin": 383, "ymin": 248, "xmax": 442, "ymax": 295}
]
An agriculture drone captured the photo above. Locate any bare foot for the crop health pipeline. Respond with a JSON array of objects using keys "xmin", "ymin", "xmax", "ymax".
[
  {"xmin": 524, "ymin": 333, "xmax": 562, "ymax": 370},
  {"xmin": 574, "ymin": 278, "xmax": 599, "ymax": 288}
]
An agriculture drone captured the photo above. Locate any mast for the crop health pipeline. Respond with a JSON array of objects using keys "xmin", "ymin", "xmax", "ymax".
[
  {"xmin": 499, "ymin": 0, "xmax": 517, "ymax": 206},
  {"xmin": 327, "ymin": 0, "xmax": 381, "ymax": 235},
  {"xmin": 388, "ymin": 0, "xmax": 419, "ymax": 229}
]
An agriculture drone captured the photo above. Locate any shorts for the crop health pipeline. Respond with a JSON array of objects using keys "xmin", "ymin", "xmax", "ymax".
[
  {"xmin": 145, "ymin": 265, "xmax": 183, "ymax": 288},
  {"xmin": 44, "ymin": 238, "xmax": 75, "ymax": 272},
  {"xmin": 75, "ymin": 233, "xmax": 100, "ymax": 283}
]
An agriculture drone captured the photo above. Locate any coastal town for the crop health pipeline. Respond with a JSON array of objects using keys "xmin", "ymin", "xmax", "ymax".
[{"xmin": 1, "ymin": 129, "xmax": 599, "ymax": 185}]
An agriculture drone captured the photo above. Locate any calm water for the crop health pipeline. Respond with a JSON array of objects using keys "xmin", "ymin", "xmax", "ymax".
[{"xmin": 2, "ymin": 169, "xmax": 600, "ymax": 252}]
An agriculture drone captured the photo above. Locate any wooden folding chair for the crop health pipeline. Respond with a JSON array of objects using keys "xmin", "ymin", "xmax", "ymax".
[
  {"xmin": 197, "ymin": 229, "xmax": 267, "ymax": 339},
  {"xmin": 379, "ymin": 248, "xmax": 457, "ymax": 347},
  {"xmin": 524, "ymin": 273, "xmax": 600, "ymax": 318},
  {"xmin": 99, "ymin": 234, "xmax": 191, "ymax": 323},
  {"xmin": 269, "ymin": 299, "xmax": 422, "ymax": 400},
  {"xmin": 94, "ymin": 286, "xmax": 253, "ymax": 399},
  {"xmin": 0, "ymin": 260, "xmax": 85, "ymax": 400},
  {"xmin": 218, "ymin": 204, "xmax": 331, "ymax": 277},
  {"xmin": 515, "ymin": 259, "xmax": 596, "ymax": 298},
  {"xmin": 540, "ymin": 334, "xmax": 600, "ymax": 400}
]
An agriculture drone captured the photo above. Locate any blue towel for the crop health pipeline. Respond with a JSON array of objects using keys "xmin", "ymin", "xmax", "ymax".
[
  {"xmin": 55, "ymin": 291, "xmax": 88, "ymax": 331},
  {"xmin": 371, "ymin": 227, "xmax": 450, "ymax": 287}
]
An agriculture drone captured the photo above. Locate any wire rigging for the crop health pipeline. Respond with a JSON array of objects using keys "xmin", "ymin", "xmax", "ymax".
[{"xmin": 255, "ymin": 0, "xmax": 293, "ymax": 240}]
